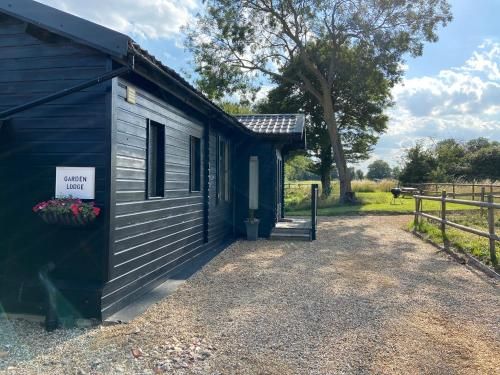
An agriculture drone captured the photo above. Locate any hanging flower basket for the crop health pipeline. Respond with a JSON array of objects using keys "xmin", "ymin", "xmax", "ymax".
[{"xmin": 33, "ymin": 198, "xmax": 101, "ymax": 228}]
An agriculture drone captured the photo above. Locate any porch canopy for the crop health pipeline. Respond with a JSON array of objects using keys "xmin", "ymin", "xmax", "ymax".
[{"xmin": 236, "ymin": 114, "xmax": 306, "ymax": 151}]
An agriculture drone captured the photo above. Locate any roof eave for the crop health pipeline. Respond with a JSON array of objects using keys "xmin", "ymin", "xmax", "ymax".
[
  {"xmin": 0, "ymin": 0, "xmax": 129, "ymax": 58},
  {"xmin": 129, "ymin": 48, "xmax": 255, "ymax": 137}
]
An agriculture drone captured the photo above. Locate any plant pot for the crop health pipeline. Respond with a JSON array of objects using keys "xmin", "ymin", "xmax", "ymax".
[
  {"xmin": 38, "ymin": 212, "xmax": 97, "ymax": 228},
  {"xmin": 244, "ymin": 219, "xmax": 260, "ymax": 241}
]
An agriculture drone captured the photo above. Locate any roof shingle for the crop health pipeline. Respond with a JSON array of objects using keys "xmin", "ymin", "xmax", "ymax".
[{"xmin": 236, "ymin": 114, "xmax": 305, "ymax": 135}]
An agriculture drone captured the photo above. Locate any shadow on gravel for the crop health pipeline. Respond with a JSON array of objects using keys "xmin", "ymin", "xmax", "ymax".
[
  {"xmin": 1, "ymin": 216, "xmax": 498, "ymax": 374},
  {"xmin": 193, "ymin": 216, "xmax": 499, "ymax": 374}
]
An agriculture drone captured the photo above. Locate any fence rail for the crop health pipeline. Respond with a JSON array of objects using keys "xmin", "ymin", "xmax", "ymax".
[
  {"xmin": 406, "ymin": 182, "xmax": 500, "ymax": 200},
  {"xmin": 413, "ymin": 191, "xmax": 499, "ymax": 266}
]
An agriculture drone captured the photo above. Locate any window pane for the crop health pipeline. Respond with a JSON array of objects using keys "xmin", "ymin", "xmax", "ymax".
[
  {"xmin": 190, "ymin": 136, "xmax": 201, "ymax": 192},
  {"xmin": 219, "ymin": 139, "xmax": 225, "ymax": 200},
  {"xmin": 147, "ymin": 121, "xmax": 165, "ymax": 198},
  {"xmin": 224, "ymin": 141, "xmax": 230, "ymax": 201}
]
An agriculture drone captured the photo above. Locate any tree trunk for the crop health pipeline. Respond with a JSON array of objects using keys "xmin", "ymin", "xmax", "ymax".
[
  {"xmin": 322, "ymin": 97, "xmax": 355, "ymax": 203},
  {"xmin": 320, "ymin": 170, "xmax": 331, "ymax": 198}
]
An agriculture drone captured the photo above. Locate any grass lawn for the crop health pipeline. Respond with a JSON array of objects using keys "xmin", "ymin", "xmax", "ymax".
[
  {"xmin": 409, "ymin": 216, "xmax": 499, "ymax": 268},
  {"xmin": 286, "ymin": 191, "xmax": 478, "ymax": 216}
]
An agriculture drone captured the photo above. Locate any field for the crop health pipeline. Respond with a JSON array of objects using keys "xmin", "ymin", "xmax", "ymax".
[{"xmin": 285, "ymin": 179, "xmax": 478, "ymax": 216}]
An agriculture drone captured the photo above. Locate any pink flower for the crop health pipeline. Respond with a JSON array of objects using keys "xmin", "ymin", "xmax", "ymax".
[
  {"xmin": 33, "ymin": 202, "xmax": 48, "ymax": 212},
  {"xmin": 92, "ymin": 207, "xmax": 101, "ymax": 217},
  {"xmin": 70, "ymin": 204, "xmax": 80, "ymax": 216}
]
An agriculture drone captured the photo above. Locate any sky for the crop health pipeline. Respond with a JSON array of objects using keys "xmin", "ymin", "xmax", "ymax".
[{"xmin": 37, "ymin": 0, "xmax": 500, "ymax": 171}]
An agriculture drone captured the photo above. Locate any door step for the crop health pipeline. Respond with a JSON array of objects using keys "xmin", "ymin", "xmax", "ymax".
[{"xmin": 269, "ymin": 229, "xmax": 312, "ymax": 241}]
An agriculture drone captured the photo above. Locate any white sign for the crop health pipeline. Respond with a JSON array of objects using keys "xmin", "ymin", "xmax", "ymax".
[{"xmin": 55, "ymin": 167, "xmax": 95, "ymax": 199}]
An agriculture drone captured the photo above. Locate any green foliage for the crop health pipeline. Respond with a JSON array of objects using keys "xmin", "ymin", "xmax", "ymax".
[
  {"xmin": 32, "ymin": 198, "xmax": 101, "ymax": 219},
  {"xmin": 410, "ymin": 217, "xmax": 500, "ymax": 267},
  {"xmin": 220, "ymin": 101, "xmax": 255, "ymax": 115},
  {"xmin": 399, "ymin": 138, "xmax": 500, "ymax": 183},
  {"xmin": 399, "ymin": 142, "xmax": 437, "ymax": 183},
  {"xmin": 367, "ymin": 160, "xmax": 392, "ymax": 180},
  {"xmin": 391, "ymin": 166, "xmax": 401, "ymax": 179},
  {"xmin": 284, "ymin": 154, "xmax": 316, "ymax": 181},
  {"xmin": 185, "ymin": 0, "xmax": 452, "ymax": 101},
  {"xmin": 432, "ymin": 139, "xmax": 466, "ymax": 181},
  {"xmin": 355, "ymin": 170, "xmax": 364, "ymax": 180},
  {"xmin": 464, "ymin": 143, "xmax": 500, "ymax": 181}
]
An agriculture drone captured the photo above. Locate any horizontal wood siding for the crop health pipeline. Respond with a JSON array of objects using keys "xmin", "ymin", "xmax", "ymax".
[
  {"xmin": 207, "ymin": 128, "xmax": 234, "ymax": 248},
  {"xmin": 0, "ymin": 16, "xmax": 109, "ymax": 317},
  {"xmin": 102, "ymin": 78, "xmax": 236, "ymax": 318}
]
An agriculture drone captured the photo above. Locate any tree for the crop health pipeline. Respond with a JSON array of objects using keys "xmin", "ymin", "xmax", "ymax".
[
  {"xmin": 399, "ymin": 143, "xmax": 436, "ymax": 183},
  {"xmin": 464, "ymin": 142, "xmax": 500, "ymax": 181},
  {"xmin": 185, "ymin": 0, "xmax": 452, "ymax": 201},
  {"xmin": 285, "ymin": 154, "xmax": 315, "ymax": 181},
  {"xmin": 367, "ymin": 160, "xmax": 392, "ymax": 180},
  {"xmin": 355, "ymin": 169, "xmax": 364, "ymax": 180},
  {"xmin": 391, "ymin": 166, "xmax": 401, "ymax": 180},
  {"xmin": 429, "ymin": 138, "xmax": 466, "ymax": 181},
  {"xmin": 257, "ymin": 43, "xmax": 392, "ymax": 197},
  {"xmin": 220, "ymin": 101, "xmax": 255, "ymax": 115}
]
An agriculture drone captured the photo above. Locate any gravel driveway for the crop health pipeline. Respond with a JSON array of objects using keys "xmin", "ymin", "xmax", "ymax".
[{"xmin": 1, "ymin": 216, "xmax": 499, "ymax": 374}]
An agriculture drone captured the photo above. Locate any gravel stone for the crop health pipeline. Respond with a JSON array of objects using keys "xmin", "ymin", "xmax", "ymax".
[{"xmin": 0, "ymin": 216, "xmax": 498, "ymax": 374}]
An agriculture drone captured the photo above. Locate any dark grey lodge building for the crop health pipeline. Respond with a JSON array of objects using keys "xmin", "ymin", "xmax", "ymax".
[{"xmin": 0, "ymin": 1, "xmax": 305, "ymax": 322}]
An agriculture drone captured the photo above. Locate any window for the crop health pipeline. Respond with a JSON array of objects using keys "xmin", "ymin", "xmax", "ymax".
[
  {"xmin": 217, "ymin": 137, "xmax": 231, "ymax": 202},
  {"xmin": 190, "ymin": 136, "xmax": 201, "ymax": 192},
  {"xmin": 224, "ymin": 141, "xmax": 230, "ymax": 201},
  {"xmin": 147, "ymin": 120, "xmax": 165, "ymax": 198}
]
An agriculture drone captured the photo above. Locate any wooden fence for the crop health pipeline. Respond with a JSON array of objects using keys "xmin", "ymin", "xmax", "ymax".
[
  {"xmin": 285, "ymin": 183, "xmax": 319, "ymax": 190},
  {"xmin": 413, "ymin": 191, "xmax": 499, "ymax": 267},
  {"xmin": 406, "ymin": 182, "xmax": 500, "ymax": 200}
]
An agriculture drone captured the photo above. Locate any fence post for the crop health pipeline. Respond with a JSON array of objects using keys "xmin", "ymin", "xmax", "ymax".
[
  {"xmin": 441, "ymin": 190, "xmax": 449, "ymax": 248},
  {"xmin": 472, "ymin": 182, "xmax": 475, "ymax": 200},
  {"xmin": 452, "ymin": 183, "xmax": 456, "ymax": 198},
  {"xmin": 487, "ymin": 195, "xmax": 498, "ymax": 268},
  {"xmin": 481, "ymin": 187, "xmax": 486, "ymax": 217},
  {"xmin": 311, "ymin": 184, "xmax": 318, "ymax": 241},
  {"xmin": 414, "ymin": 196, "xmax": 420, "ymax": 231}
]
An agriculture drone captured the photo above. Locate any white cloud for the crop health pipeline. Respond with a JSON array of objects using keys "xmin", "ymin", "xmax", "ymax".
[
  {"xmin": 372, "ymin": 40, "xmax": 500, "ymax": 169},
  {"xmin": 37, "ymin": 0, "xmax": 199, "ymax": 40}
]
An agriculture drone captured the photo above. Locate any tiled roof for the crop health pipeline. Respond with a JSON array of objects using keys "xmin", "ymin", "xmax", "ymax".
[{"xmin": 236, "ymin": 114, "xmax": 305, "ymax": 135}]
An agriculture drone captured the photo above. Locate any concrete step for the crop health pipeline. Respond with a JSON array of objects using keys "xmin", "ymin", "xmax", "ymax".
[
  {"xmin": 269, "ymin": 232, "xmax": 311, "ymax": 241},
  {"xmin": 272, "ymin": 228, "xmax": 311, "ymax": 235}
]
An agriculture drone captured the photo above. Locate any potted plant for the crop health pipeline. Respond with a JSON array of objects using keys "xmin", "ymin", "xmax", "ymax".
[
  {"xmin": 33, "ymin": 197, "xmax": 101, "ymax": 228},
  {"xmin": 244, "ymin": 209, "xmax": 260, "ymax": 241}
]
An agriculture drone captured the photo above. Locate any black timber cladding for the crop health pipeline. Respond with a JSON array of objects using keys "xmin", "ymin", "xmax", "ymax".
[
  {"xmin": 101, "ymin": 78, "xmax": 235, "ymax": 317},
  {"xmin": 0, "ymin": 14, "xmax": 110, "ymax": 317},
  {"xmin": 0, "ymin": 0, "xmax": 304, "ymax": 321}
]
